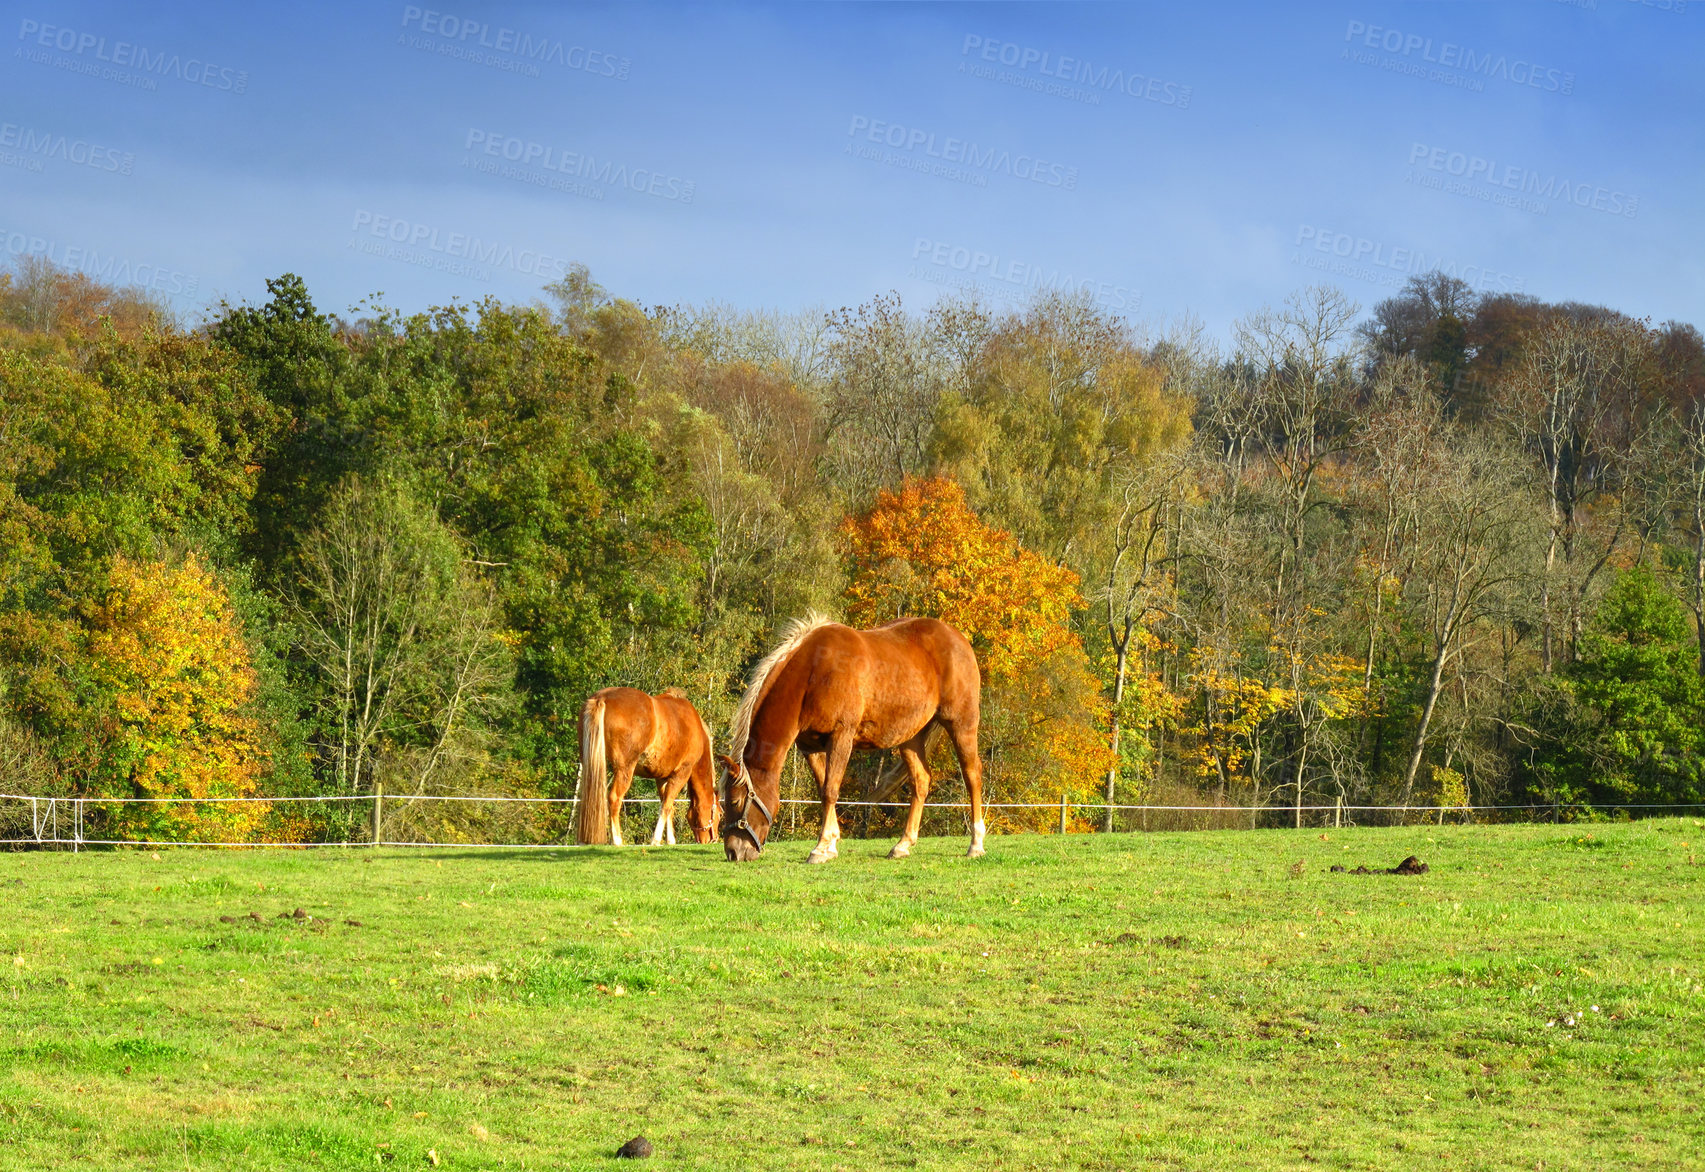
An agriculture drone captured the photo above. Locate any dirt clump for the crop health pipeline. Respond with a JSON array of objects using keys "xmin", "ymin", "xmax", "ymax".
[{"xmin": 1330, "ymin": 856, "xmax": 1429, "ymax": 875}]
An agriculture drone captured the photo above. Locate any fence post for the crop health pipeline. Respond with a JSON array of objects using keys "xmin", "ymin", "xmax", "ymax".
[
  {"xmin": 1335, "ymin": 794, "xmax": 1342, "ymax": 829},
  {"xmin": 371, "ymin": 783, "xmax": 383, "ymax": 846},
  {"xmin": 74, "ymin": 799, "xmax": 82, "ymax": 854},
  {"xmin": 1059, "ymin": 794, "xmax": 1068, "ymax": 835}
]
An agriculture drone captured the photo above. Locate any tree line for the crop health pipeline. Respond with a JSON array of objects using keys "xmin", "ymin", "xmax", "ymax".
[{"xmin": 1, "ymin": 256, "xmax": 1700, "ymax": 844}]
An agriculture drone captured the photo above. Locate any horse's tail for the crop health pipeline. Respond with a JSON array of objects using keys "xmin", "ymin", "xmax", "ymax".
[{"xmin": 576, "ymin": 696, "xmax": 609, "ymax": 845}]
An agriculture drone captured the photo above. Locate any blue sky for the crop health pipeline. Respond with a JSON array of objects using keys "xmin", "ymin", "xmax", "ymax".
[{"xmin": 2, "ymin": 0, "xmax": 1699, "ymax": 339}]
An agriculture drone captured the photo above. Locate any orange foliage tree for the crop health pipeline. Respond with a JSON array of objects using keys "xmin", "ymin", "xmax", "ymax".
[
  {"xmin": 840, "ymin": 478, "xmax": 1113, "ymax": 831},
  {"xmin": 83, "ymin": 555, "xmax": 277, "ymax": 843}
]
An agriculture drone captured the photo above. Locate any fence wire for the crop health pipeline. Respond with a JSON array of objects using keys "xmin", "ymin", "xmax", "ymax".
[{"xmin": 3, "ymin": 791, "xmax": 1702, "ymax": 851}]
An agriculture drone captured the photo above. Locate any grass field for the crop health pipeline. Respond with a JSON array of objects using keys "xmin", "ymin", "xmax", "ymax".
[{"xmin": 2, "ymin": 820, "xmax": 1702, "ymax": 1170}]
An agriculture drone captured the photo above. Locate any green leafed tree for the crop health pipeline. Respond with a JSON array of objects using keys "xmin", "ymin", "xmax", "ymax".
[{"xmin": 1532, "ymin": 568, "xmax": 1705, "ymax": 806}]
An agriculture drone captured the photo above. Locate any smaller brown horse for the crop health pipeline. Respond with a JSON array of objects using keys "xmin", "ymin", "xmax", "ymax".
[{"xmin": 577, "ymin": 687, "xmax": 718, "ymax": 846}]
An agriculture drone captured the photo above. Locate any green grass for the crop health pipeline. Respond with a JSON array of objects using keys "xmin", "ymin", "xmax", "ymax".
[{"xmin": 2, "ymin": 820, "xmax": 1702, "ymax": 1170}]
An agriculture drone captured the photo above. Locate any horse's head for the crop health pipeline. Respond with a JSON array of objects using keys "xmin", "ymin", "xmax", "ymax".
[
  {"xmin": 684, "ymin": 758, "xmax": 721, "ymax": 845},
  {"xmin": 718, "ymin": 753, "xmax": 775, "ymax": 861}
]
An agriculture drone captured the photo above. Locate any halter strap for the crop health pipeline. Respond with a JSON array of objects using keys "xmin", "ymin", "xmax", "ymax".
[{"xmin": 721, "ymin": 763, "xmax": 773, "ymax": 854}]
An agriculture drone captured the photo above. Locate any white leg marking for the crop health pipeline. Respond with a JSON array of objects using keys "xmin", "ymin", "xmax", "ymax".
[
  {"xmin": 807, "ymin": 809, "xmax": 841, "ymax": 864},
  {"xmin": 650, "ymin": 808, "xmax": 667, "ymax": 846},
  {"xmin": 967, "ymin": 819, "xmax": 986, "ymax": 858}
]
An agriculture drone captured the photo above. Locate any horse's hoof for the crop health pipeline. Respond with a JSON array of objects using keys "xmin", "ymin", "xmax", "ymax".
[
  {"xmin": 887, "ymin": 843, "xmax": 911, "ymax": 860},
  {"xmin": 966, "ymin": 844, "xmax": 985, "ymax": 859},
  {"xmin": 806, "ymin": 848, "xmax": 836, "ymax": 865}
]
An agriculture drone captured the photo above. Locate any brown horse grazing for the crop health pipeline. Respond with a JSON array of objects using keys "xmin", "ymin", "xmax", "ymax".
[
  {"xmin": 718, "ymin": 614, "xmax": 985, "ymax": 864},
  {"xmin": 576, "ymin": 687, "xmax": 719, "ymax": 846}
]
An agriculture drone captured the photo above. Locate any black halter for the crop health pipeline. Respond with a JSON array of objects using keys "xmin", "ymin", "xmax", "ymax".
[{"xmin": 720, "ymin": 765, "xmax": 773, "ymax": 854}]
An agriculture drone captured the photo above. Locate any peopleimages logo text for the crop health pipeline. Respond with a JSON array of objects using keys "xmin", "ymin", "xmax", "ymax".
[
  {"xmin": 847, "ymin": 117, "xmax": 1077, "ymax": 189},
  {"xmin": 1294, "ymin": 225, "xmax": 1524, "ymax": 294},
  {"xmin": 400, "ymin": 7, "xmax": 630, "ymax": 79},
  {"xmin": 15, "ymin": 19, "xmax": 249, "ymax": 92},
  {"xmin": 349, "ymin": 210, "xmax": 567, "ymax": 280},
  {"xmin": 960, "ymin": 35, "xmax": 1191, "ymax": 107},
  {"xmin": 0, "ymin": 122, "xmax": 134, "ymax": 173},
  {"xmin": 463, "ymin": 130, "xmax": 695, "ymax": 201},
  {"xmin": 0, "ymin": 228, "xmax": 198, "ymax": 295},
  {"xmin": 1407, "ymin": 143, "xmax": 1638, "ymax": 217},
  {"xmin": 910, "ymin": 238, "xmax": 1139, "ymax": 311},
  {"xmin": 1343, "ymin": 21, "xmax": 1574, "ymax": 93}
]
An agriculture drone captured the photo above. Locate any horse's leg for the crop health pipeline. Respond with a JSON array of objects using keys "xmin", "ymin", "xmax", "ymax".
[
  {"xmin": 805, "ymin": 742, "xmax": 847, "ymax": 865},
  {"xmin": 688, "ymin": 749, "xmax": 718, "ymax": 844},
  {"xmin": 652, "ymin": 769, "xmax": 688, "ymax": 845},
  {"xmin": 888, "ymin": 733, "xmax": 932, "ymax": 860},
  {"xmin": 608, "ymin": 763, "xmax": 637, "ymax": 847},
  {"xmin": 801, "ymin": 750, "xmax": 828, "ymax": 859},
  {"xmin": 946, "ymin": 720, "xmax": 986, "ymax": 858}
]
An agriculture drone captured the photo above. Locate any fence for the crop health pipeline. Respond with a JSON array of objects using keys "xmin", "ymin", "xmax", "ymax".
[{"xmin": 4, "ymin": 791, "xmax": 1702, "ymax": 850}]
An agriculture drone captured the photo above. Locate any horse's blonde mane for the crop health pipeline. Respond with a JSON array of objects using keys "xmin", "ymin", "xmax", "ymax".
[{"xmin": 725, "ymin": 611, "xmax": 836, "ymax": 768}]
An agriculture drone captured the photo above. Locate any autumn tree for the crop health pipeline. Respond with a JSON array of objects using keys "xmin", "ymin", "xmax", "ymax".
[
  {"xmin": 655, "ymin": 299, "xmax": 833, "ymax": 393},
  {"xmin": 82, "ymin": 555, "xmax": 273, "ymax": 843},
  {"xmin": 931, "ymin": 290, "xmax": 1191, "ymax": 563},
  {"xmin": 0, "ymin": 255, "xmax": 175, "ymax": 338},
  {"xmin": 1394, "ymin": 433, "xmax": 1532, "ymax": 805},
  {"xmin": 1352, "ymin": 357, "xmax": 1436, "ymax": 705},
  {"xmin": 1095, "ymin": 454, "xmax": 1188, "ymax": 827},
  {"xmin": 841, "ymin": 478, "xmax": 1112, "ymax": 829},
  {"xmin": 821, "ymin": 294, "xmax": 945, "ymax": 499},
  {"xmin": 1494, "ymin": 315, "xmax": 1662, "ymax": 669},
  {"xmin": 0, "ymin": 326, "xmax": 284, "ymax": 767},
  {"xmin": 1358, "ymin": 272, "xmax": 1478, "ymax": 413},
  {"xmin": 1229, "ymin": 287, "xmax": 1368, "ymax": 824},
  {"xmin": 1651, "ymin": 322, "xmax": 1705, "ymax": 675}
]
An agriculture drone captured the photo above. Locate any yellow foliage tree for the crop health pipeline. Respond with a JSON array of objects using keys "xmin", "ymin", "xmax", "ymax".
[
  {"xmin": 84, "ymin": 555, "xmax": 274, "ymax": 843},
  {"xmin": 1432, "ymin": 765, "xmax": 1471, "ymax": 824},
  {"xmin": 841, "ymin": 478, "xmax": 1114, "ymax": 831},
  {"xmin": 1184, "ymin": 649, "xmax": 1287, "ymax": 792},
  {"xmin": 1185, "ymin": 640, "xmax": 1367, "ymax": 822}
]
